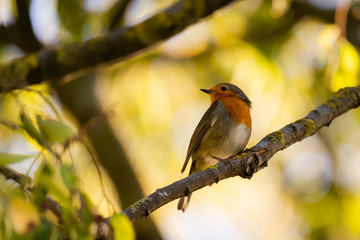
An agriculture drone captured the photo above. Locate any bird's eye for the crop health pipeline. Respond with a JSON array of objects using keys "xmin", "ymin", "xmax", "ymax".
[{"xmin": 220, "ymin": 86, "xmax": 227, "ymax": 91}]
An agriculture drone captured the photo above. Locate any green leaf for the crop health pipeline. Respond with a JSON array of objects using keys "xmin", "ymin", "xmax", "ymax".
[
  {"xmin": 36, "ymin": 116, "xmax": 73, "ymax": 144},
  {"xmin": 57, "ymin": 0, "xmax": 87, "ymax": 41},
  {"xmin": 31, "ymin": 219, "xmax": 61, "ymax": 240},
  {"xmin": 34, "ymin": 164, "xmax": 70, "ymax": 204},
  {"xmin": 110, "ymin": 214, "xmax": 135, "ymax": 240},
  {"xmin": 20, "ymin": 112, "xmax": 45, "ymax": 146},
  {"xmin": 60, "ymin": 165, "xmax": 78, "ymax": 190},
  {"xmin": 0, "ymin": 152, "xmax": 34, "ymax": 166}
]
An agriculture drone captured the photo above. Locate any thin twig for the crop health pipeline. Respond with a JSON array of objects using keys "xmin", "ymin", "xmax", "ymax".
[
  {"xmin": 335, "ymin": 0, "xmax": 353, "ymax": 37},
  {"xmin": 82, "ymin": 141, "xmax": 116, "ymax": 214},
  {"xmin": 0, "ymin": 119, "xmax": 22, "ymax": 130}
]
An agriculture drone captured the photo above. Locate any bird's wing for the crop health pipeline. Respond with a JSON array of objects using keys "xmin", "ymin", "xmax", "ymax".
[{"xmin": 180, "ymin": 101, "xmax": 220, "ymax": 176}]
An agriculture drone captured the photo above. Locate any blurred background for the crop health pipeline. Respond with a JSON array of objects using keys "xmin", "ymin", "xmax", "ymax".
[{"xmin": 1, "ymin": 0, "xmax": 360, "ymax": 239}]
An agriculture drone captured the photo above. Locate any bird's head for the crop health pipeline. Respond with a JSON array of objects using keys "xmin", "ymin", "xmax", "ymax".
[{"xmin": 201, "ymin": 83, "xmax": 251, "ymax": 107}]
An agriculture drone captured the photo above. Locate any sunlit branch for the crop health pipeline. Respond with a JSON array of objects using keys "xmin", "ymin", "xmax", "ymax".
[
  {"xmin": 0, "ymin": 0, "xmax": 238, "ymax": 92},
  {"xmin": 120, "ymin": 86, "xmax": 360, "ymax": 222}
]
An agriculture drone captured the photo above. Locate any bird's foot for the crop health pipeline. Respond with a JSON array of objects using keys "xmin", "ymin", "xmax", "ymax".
[
  {"xmin": 211, "ymin": 148, "xmax": 268, "ymax": 179},
  {"xmin": 211, "ymin": 156, "xmax": 227, "ymax": 162},
  {"xmin": 211, "ymin": 155, "xmax": 235, "ymax": 170}
]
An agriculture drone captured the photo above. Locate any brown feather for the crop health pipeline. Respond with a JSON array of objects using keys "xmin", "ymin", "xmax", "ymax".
[{"xmin": 180, "ymin": 101, "xmax": 220, "ymax": 175}]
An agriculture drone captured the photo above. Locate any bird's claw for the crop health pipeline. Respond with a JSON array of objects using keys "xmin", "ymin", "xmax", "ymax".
[
  {"xmin": 211, "ymin": 155, "xmax": 235, "ymax": 169},
  {"xmin": 211, "ymin": 156, "xmax": 226, "ymax": 161},
  {"xmin": 211, "ymin": 148, "xmax": 268, "ymax": 179}
]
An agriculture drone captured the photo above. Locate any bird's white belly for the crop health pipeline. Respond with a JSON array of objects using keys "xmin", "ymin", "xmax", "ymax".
[
  {"xmin": 195, "ymin": 123, "xmax": 251, "ymax": 171},
  {"xmin": 225, "ymin": 123, "xmax": 251, "ymax": 155}
]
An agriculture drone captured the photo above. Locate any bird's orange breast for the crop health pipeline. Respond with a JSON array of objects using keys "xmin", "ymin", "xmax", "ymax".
[{"xmin": 220, "ymin": 97, "xmax": 251, "ymax": 128}]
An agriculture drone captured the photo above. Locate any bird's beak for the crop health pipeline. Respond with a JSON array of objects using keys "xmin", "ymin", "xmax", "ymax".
[{"xmin": 200, "ymin": 89, "xmax": 213, "ymax": 94}]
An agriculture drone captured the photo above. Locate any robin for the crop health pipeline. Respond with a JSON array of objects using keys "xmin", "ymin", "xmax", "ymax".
[{"xmin": 178, "ymin": 83, "xmax": 252, "ymax": 212}]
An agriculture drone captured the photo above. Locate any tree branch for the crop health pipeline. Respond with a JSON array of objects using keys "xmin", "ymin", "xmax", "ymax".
[
  {"xmin": 120, "ymin": 86, "xmax": 360, "ymax": 222},
  {"xmin": 0, "ymin": 0, "xmax": 238, "ymax": 92},
  {"xmin": 1, "ymin": 86, "xmax": 359, "ymax": 238}
]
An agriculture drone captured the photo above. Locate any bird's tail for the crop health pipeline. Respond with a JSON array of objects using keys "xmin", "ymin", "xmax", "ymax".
[{"xmin": 177, "ymin": 193, "xmax": 192, "ymax": 212}]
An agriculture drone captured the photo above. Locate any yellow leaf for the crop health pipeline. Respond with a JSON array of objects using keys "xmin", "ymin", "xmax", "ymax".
[
  {"xmin": 8, "ymin": 196, "xmax": 40, "ymax": 235},
  {"xmin": 110, "ymin": 214, "xmax": 135, "ymax": 240}
]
